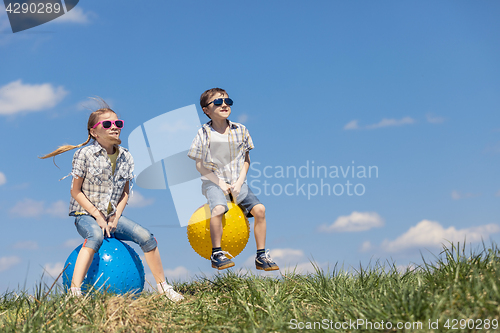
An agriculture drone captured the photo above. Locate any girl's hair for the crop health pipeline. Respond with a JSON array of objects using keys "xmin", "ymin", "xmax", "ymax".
[{"xmin": 39, "ymin": 98, "xmax": 115, "ymax": 160}]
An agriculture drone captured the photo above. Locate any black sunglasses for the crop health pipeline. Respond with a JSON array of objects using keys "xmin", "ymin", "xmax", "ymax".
[{"xmin": 205, "ymin": 98, "xmax": 233, "ymax": 107}]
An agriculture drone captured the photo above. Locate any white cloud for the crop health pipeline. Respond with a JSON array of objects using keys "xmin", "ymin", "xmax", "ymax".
[
  {"xmin": 0, "ymin": 80, "xmax": 68, "ymax": 115},
  {"xmin": 281, "ymin": 261, "xmax": 323, "ymax": 274},
  {"xmin": 164, "ymin": 266, "xmax": 190, "ymax": 280},
  {"xmin": 0, "ymin": 256, "xmax": 21, "ymax": 272},
  {"xmin": 0, "ymin": 171, "xmax": 6, "ymax": 186},
  {"xmin": 243, "ymin": 248, "xmax": 305, "ymax": 267},
  {"xmin": 344, "ymin": 120, "xmax": 359, "ymax": 130},
  {"xmin": 54, "ymin": 7, "xmax": 91, "ymax": 24},
  {"xmin": 143, "ymin": 266, "xmax": 190, "ymax": 290},
  {"xmin": 10, "ymin": 198, "xmax": 67, "ymax": 218},
  {"xmin": 10, "ymin": 198, "xmax": 45, "ymax": 218},
  {"xmin": 43, "ymin": 262, "xmax": 64, "ymax": 278},
  {"xmin": 451, "ymin": 190, "xmax": 479, "ymax": 200},
  {"xmin": 319, "ymin": 211, "xmax": 384, "ymax": 232},
  {"xmin": 238, "ymin": 114, "xmax": 248, "ymax": 123},
  {"xmin": 359, "ymin": 241, "xmax": 373, "ymax": 252},
  {"xmin": 46, "ymin": 200, "xmax": 67, "ymax": 218},
  {"xmin": 13, "ymin": 240, "xmax": 38, "ymax": 250},
  {"xmin": 128, "ymin": 191, "xmax": 154, "ymax": 208},
  {"xmin": 381, "ymin": 220, "xmax": 500, "ymax": 253},
  {"xmin": 366, "ymin": 117, "xmax": 415, "ymax": 129},
  {"xmin": 344, "ymin": 117, "xmax": 415, "ymax": 130},
  {"xmin": 63, "ymin": 238, "xmax": 82, "ymax": 249},
  {"xmin": 396, "ymin": 263, "xmax": 416, "ymax": 273},
  {"xmin": 241, "ymin": 248, "xmax": 325, "ymax": 274},
  {"xmin": 426, "ymin": 113, "xmax": 446, "ymax": 124}
]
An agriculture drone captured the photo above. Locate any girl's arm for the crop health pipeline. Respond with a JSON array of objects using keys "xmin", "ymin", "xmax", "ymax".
[
  {"xmin": 70, "ymin": 176, "xmax": 112, "ymax": 237},
  {"xmin": 107, "ymin": 181, "xmax": 129, "ymax": 229}
]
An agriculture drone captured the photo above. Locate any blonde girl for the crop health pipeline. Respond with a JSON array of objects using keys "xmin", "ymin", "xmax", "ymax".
[{"xmin": 41, "ymin": 101, "xmax": 183, "ymax": 301}]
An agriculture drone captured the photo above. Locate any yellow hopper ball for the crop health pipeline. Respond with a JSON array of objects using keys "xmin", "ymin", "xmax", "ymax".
[{"xmin": 187, "ymin": 202, "xmax": 250, "ymax": 260}]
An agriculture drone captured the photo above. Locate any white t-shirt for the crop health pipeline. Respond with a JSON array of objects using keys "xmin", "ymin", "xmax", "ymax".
[{"xmin": 202, "ymin": 130, "xmax": 231, "ymax": 182}]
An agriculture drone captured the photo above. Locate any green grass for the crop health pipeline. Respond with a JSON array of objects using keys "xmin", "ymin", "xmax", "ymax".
[{"xmin": 1, "ymin": 242, "xmax": 499, "ymax": 332}]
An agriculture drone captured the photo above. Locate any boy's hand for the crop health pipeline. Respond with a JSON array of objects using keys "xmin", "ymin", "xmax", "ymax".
[
  {"xmin": 230, "ymin": 181, "xmax": 243, "ymax": 201},
  {"xmin": 96, "ymin": 216, "xmax": 112, "ymax": 238},
  {"xmin": 107, "ymin": 214, "xmax": 120, "ymax": 234},
  {"xmin": 218, "ymin": 180, "xmax": 231, "ymax": 195}
]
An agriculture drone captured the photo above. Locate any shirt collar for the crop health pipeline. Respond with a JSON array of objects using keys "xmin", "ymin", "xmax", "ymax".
[
  {"xmin": 204, "ymin": 119, "xmax": 239, "ymax": 131},
  {"xmin": 90, "ymin": 140, "xmax": 123, "ymax": 157}
]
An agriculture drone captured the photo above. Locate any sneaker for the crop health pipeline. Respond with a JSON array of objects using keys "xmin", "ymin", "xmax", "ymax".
[
  {"xmin": 211, "ymin": 250, "xmax": 235, "ymax": 270},
  {"xmin": 68, "ymin": 287, "xmax": 82, "ymax": 297},
  {"xmin": 255, "ymin": 250, "xmax": 279, "ymax": 271},
  {"xmin": 159, "ymin": 284, "xmax": 184, "ymax": 302}
]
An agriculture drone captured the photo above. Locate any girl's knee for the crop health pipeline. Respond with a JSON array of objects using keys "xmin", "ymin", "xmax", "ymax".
[
  {"xmin": 141, "ymin": 236, "xmax": 157, "ymax": 253},
  {"xmin": 84, "ymin": 229, "xmax": 104, "ymax": 251},
  {"xmin": 134, "ymin": 226, "xmax": 157, "ymax": 252}
]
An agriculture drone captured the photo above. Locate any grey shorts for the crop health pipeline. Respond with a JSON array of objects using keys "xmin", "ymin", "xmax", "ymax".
[{"xmin": 201, "ymin": 180, "xmax": 261, "ymax": 218}]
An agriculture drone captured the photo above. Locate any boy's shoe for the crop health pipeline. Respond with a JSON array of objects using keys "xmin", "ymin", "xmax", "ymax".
[
  {"xmin": 161, "ymin": 286, "xmax": 184, "ymax": 302},
  {"xmin": 255, "ymin": 250, "xmax": 279, "ymax": 271},
  {"xmin": 211, "ymin": 251, "xmax": 235, "ymax": 270}
]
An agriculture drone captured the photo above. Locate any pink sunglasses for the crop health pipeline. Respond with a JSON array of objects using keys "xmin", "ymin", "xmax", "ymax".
[{"xmin": 92, "ymin": 119, "xmax": 125, "ymax": 129}]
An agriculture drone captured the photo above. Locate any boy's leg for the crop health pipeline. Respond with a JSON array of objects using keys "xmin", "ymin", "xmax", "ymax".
[
  {"xmin": 203, "ymin": 181, "xmax": 234, "ymax": 269},
  {"xmin": 237, "ymin": 184, "xmax": 279, "ymax": 271},
  {"xmin": 210, "ymin": 205, "xmax": 226, "ymax": 248},
  {"xmin": 250, "ymin": 204, "xmax": 266, "ymax": 250},
  {"xmin": 72, "ymin": 215, "xmax": 104, "ymax": 291}
]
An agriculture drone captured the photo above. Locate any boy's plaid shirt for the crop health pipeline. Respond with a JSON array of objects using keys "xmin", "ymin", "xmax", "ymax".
[
  {"xmin": 68, "ymin": 141, "xmax": 134, "ymax": 218},
  {"xmin": 188, "ymin": 120, "xmax": 254, "ymax": 184}
]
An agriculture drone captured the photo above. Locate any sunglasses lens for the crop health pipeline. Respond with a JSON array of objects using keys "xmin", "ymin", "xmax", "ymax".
[
  {"xmin": 225, "ymin": 98, "xmax": 233, "ymax": 106},
  {"xmin": 213, "ymin": 99, "xmax": 223, "ymax": 106},
  {"xmin": 102, "ymin": 121, "xmax": 112, "ymax": 128},
  {"xmin": 115, "ymin": 120, "xmax": 124, "ymax": 128}
]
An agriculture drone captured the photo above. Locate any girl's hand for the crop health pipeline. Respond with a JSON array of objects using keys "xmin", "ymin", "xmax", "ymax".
[
  {"xmin": 107, "ymin": 214, "xmax": 119, "ymax": 234},
  {"xmin": 96, "ymin": 216, "xmax": 112, "ymax": 238}
]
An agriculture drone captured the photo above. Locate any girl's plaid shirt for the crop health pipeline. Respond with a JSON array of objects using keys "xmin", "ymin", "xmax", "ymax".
[
  {"xmin": 187, "ymin": 120, "xmax": 254, "ymax": 184},
  {"xmin": 68, "ymin": 141, "xmax": 134, "ymax": 218}
]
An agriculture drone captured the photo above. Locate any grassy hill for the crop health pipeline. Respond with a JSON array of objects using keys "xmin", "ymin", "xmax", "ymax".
[{"xmin": 1, "ymin": 242, "xmax": 499, "ymax": 332}]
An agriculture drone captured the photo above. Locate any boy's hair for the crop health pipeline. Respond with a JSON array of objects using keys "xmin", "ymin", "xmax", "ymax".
[
  {"xmin": 39, "ymin": 98, "xmax": 116, "ymax": 160},
  {"xmin": 200, "ymin": 87, "xmax": 228, "ymax": 119}
]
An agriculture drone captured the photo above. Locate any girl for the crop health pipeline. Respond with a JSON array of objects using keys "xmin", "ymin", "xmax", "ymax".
[{"xmin": 41, "ymin": 101, "xmax": 183, "ymax": 301}]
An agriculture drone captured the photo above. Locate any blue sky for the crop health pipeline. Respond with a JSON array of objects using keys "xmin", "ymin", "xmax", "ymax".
[{"xmin": 1, "ymin": 0, "xmax": 500, "ymax": 294}]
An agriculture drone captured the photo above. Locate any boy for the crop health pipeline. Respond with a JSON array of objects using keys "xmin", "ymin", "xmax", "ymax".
[{"xmin": 188, "ymin": 88, "xmax": 279, "ymax": 271}]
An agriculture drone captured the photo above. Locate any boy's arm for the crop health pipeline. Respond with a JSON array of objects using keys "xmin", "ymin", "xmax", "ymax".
[
  {"xmin": 230, "ymin": 151, "xmax": 250, "ymax": 199},
  {"xmin": 195, "ymin": 158, "xmax": 231, "ymax": 195}
]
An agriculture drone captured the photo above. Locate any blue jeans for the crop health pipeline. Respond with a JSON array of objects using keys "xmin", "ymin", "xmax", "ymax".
[{"xmin": 74, "ymin": 215, "xmax": 157, "ymax": 253}]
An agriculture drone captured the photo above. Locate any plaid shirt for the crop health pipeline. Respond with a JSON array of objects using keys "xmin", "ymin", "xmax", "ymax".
[
  {"xmin": 188, "ymin": 120, "xmax": 254, "ymax": 184},
  {"xmin": 69, "ymin": 141, "xmax": 134, "ymax": 218}
]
